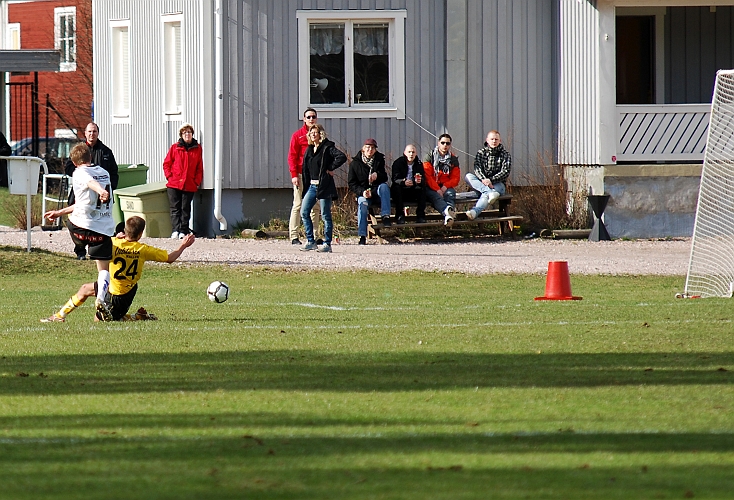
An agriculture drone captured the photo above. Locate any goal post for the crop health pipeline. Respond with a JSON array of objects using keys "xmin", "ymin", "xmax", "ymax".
[{"xmin": 683, "ymin": 69, "xmax": 734, "ymax": 298}]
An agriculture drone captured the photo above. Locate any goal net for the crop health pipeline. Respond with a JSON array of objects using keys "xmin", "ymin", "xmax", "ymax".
[{"xmin": 683, "ymin": 69, "xmax": 734, "ymax": 298}]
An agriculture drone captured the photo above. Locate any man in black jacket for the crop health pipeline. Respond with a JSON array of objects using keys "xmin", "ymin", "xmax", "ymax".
[
  {"xmin": 390, "ymin": 144, "xmax": 427, "ymax": 225},
  {"xmin": 347, "ymin": 138, "xmax": 392, "ymax": 245},
  {"xmin": 0, "ymin": 132, "xmax": 11, "ymax": 188},
  {"xmin": 65, "ymin": 122, "xmax": 119, "ymax": 259}
]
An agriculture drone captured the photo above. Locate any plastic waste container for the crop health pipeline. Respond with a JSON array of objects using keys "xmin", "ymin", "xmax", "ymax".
[
  {"xmin": 113, "ymin": 164, "xmax": 149, "ymax": 224},
  {"xmin": 116, "ymin": 181, "xmax": 171, "ymax": 238}
]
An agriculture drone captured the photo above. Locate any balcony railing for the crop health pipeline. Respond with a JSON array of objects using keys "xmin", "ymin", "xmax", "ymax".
[{"xmin": 617, "ymin": 104, "xmax": 710, "ymax": 162}]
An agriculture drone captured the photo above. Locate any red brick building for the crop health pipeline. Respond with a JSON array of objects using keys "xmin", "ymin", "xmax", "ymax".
[{"xmin": 7, "ymin": 0, "xmax": 92, "ymax": 142}]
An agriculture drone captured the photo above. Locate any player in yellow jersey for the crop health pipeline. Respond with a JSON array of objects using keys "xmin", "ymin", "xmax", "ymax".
[{"xmin": 41, "ymin": 216, "xmax": 195, "ymax": 322}]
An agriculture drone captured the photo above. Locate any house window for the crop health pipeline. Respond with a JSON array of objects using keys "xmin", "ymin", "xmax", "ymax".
[
  {"xmin": 296, "ymin": 10, "xmax": 406, "ymax": 119},
  {"xmin": 7, "ymin": 23, "xmax": 21, "ymax": 49},
  {"xmin": 54, "ymin": 7, "xmax": 76, "ymax": 72},
  {"xmin": 110, "ymin": 20, "xmax": 130, "ymax": 121},
  {"xmin": 162, "ymin": 14, "xmax": 183, "ymax": 116}
]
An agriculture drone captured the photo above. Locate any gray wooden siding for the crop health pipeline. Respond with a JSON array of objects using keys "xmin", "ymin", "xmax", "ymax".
[
  {"xmin": 221, "ymin": 0, "xmax": 447, "ymax": 190},
  {"xmin": 92, "ymin": 0, "xmax": 209, "ymax": 185},
  {"xmin": 463, "ymin": 0, "xmax": 558, "ymax": 181},
  {"xmin": 665, "ymin": 6, "xmax": 734, "ymax": 104}
]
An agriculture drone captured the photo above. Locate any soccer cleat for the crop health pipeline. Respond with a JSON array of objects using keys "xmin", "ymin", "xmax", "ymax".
[
  {"xmin": 95, "ymin": 298, "xmax": 113, "ymax": 322},
  {"xmin": 40, "ymin": 314, "xmax": 65, "ymax": 323},
  {"xmin": 316, "ymin": 243, "xmax": 332, "ymax": 253},
  {"xmin": 170, "ymin": 231, "xmax": 179, "ymax": 239},
  {"xmin": 301, "ymin": 241, "xmax": 318, "ymax": 251},
  {"xmin": 133, "ymin": 307, "xmax": 158, "ymax": 321},
  {"xmin": 466, "ymin": 209, "xmax": 478, "ymax": 220},
  {"xmin": 488, "ymin": 191, "xmax": 501, "ymax": 206}
]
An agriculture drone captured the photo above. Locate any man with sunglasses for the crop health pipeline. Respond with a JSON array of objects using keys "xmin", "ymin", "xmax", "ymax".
[
  {"xmin": 423, "ymin": 133, "xmax": 459, "ymax": 226},
  {"xmin": 288, "ymin": 108, "xmax": 322, "ymax": 245}
]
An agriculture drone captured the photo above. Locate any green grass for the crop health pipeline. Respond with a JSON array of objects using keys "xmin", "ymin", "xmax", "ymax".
[{"xmin": 1, "ymin": 247, "xmax": 733, "ymax": 499}]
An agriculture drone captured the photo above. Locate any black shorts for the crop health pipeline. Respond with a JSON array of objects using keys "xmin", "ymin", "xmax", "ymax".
[
  {"xmin": 67, "ymin": 221, "xmax": 112, "ymax": 260},
  {"xmin": 94, "ymin": 283, "xmax": 138, "ymax": 321}
]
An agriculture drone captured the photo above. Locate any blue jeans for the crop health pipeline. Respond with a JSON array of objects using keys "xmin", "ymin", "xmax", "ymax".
[
  {"xmin": 425, "ymin": 189, "xmax": 449, "ymax": 214},
  {"xmin": 301, "ymin": 184, "xmax": 333, "ymax": 245},
  {"xmin": 357, "ymin": 182, "xmax": 391, "ymax": 237},
  {"xmin": 465, "ymin": 173, "xmax": 505, "ymax": 211}
]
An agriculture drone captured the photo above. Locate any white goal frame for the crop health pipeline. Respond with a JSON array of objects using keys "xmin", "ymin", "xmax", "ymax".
[{"xmin": 683, "ymin": 69, "xmax": 734, "ymax": 298}]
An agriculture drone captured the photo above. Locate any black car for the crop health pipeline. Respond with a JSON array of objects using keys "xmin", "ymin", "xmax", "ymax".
[{"xmin": 11, "ymin": 137, "xmax": 80, "ymax": 174}]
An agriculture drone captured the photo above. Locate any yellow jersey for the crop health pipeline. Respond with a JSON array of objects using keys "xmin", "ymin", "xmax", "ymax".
[{"xmin": 109, "ymin": 238, "xmax": 169, "ymax": 295}]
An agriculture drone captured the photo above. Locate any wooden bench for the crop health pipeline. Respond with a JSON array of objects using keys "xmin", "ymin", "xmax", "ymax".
[{"xmin": 368, "ymin": 191, "xmax": 523, "ymax": 238}]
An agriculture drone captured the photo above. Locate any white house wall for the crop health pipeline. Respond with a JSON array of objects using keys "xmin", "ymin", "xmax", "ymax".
[{"xmin": 92, "ymin": 0, "xmax": 213, "ymax": 186}]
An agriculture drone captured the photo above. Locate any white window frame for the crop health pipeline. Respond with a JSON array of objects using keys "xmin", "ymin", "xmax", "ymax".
[
  {"xmin": 162, "ymin": 13, "xmax": 183, "ymax": 118},
  {"xmin": 54, "ymin": 6, "xmax": 76, "ymax": 72},
  {"xmin": 7, "ymin": 23, "xmax": 21, "ymax": 50},
  {"xmin": 296, "ymin": 10, "xmax": 406, "ymax": 120},
  {"xmin": 110, "ymin": 19, "xmax": 131, "ymax": 123}
]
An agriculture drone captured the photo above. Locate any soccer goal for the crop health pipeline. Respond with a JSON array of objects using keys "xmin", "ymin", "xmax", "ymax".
[{"xmin": 682, "ymin": 69, "xmax": 734, "ymax": 298}]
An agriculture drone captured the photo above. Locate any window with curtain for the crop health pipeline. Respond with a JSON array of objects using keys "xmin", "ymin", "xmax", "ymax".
[
  {"xmin": 54, "ymin": 7, "xmax": 76, "ymax": 72},
  {"xmin": 297, "ymin": 10, "xmax": 406, "ymax": 119}
]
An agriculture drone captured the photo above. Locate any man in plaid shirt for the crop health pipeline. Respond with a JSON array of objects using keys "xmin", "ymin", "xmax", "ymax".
[{"xmin": 465, "ymin": 130, "xmax": 512, "ymax": 220}]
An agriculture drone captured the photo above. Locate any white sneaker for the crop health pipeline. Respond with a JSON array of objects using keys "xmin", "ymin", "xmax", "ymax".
[
  {"xmin": 488, "ymin": 191, "xmax": 501, "ymax": 206},
  {"xmin": 170, "ymin": 231, "xmax": 179, "ymax": 239},
  {"xmin": 466, "ymin": 209, "xmax": 477, "ymax": 220},
  {"xmin": 178, "ymin": 232, "xmax": 185, "ymax": 239},
  {"xmin": 444, "ymin": 206, "xmax": 455, "ymax": 227}
]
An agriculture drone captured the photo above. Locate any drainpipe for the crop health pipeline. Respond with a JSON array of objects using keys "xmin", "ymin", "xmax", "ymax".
[{"xmin": 213, "ymin": 0, "xmax": 227, "ymax": 231}]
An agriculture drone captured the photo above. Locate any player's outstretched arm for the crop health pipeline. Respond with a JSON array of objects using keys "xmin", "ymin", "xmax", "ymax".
[
  {"xmin": 167, "ymin": 234, "xmax": 195, "ymax": 263},
  {"xmin": 44, "ymin": 204, "xmax": 74, "ymax": 221}
]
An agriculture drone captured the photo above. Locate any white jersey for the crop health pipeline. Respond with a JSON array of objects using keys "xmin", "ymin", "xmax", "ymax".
[{"xmin": 68, "ymin": 165, "xmax": 115, "ymax": 236}]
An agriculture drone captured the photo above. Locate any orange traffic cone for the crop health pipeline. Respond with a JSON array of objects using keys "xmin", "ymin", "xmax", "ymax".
[{"xmin": 535, "ymin": 261, "xmax": 582, "ymax": 301}]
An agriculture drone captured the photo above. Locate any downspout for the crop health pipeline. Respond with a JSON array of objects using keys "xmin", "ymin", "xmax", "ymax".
[{"xmin": 213, "ymin": 0, "xmax": 227, "ymax": 231}]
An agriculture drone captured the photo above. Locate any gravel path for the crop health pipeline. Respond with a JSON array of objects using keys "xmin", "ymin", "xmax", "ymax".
[{"xmin": 0, "ymin": 225, "xmax": 690, "ymax": 275}]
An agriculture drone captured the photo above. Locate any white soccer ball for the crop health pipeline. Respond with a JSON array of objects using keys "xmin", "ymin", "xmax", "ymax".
[{"xmin": 207, "ymin": 281, "xmax": 229, "ymax": 303}]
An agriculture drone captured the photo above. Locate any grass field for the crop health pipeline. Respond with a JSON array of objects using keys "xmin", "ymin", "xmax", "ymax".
[{"xmin": 1, "ymin": 246, "xmax": 733, "ymax": 499}]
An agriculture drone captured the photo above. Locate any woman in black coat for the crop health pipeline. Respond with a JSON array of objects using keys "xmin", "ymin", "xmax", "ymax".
[{"xmin": 300, "ymin": 124, "xmax": 347, "ymax": 252}]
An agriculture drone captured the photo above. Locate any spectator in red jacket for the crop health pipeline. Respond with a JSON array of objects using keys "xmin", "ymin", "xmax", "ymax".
[
  {"xmin": 287, "ymin": 108, "xmax": 321, "ymax": 245},
  {"xmin": 422, "ymin": 134, "xmax": 458, "ymax": 226},
  {"xmin": 163, "ymin": 123, "xmax": 203, "ymax": 239}
]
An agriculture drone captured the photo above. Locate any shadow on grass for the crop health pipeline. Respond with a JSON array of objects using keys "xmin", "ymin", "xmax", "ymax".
[
  {"xmin": 3, "ymin": 351, "xmax": 732, "ymax": 395},
  {"xmin": 1, "ymin": 433, "xmax": 733, "ymax": 500}
]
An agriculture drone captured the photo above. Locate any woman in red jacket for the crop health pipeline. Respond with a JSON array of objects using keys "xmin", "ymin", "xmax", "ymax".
[{"xmin": 163, "ymin": 123, "xmax": 203, "ymax": 239}]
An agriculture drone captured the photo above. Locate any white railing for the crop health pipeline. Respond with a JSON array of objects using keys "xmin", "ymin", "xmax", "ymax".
[{"xmin": 617, "ymin": 104, "xmax": 710, "ymax": 162}]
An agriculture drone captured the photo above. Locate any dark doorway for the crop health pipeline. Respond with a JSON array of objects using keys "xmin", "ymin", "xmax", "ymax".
[{"xmin": 617, "ymin": 16, "xmax": 655, "ymax": 104}]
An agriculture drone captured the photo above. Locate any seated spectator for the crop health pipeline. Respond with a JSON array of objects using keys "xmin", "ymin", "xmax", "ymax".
[
  {"xmin": 423, "ymin": 134, "xmax": 458, "ymax": 226},
  {"xmin": 348, "ymin": 138, "xmax": 391, "ymax": 245},
  {"xmin": 465, "ymin": 130, "xmax": 512, "ymax": 220},
  {"xmin": 390, "ymin": 144, "xmax": 427, "ymax": 224}
]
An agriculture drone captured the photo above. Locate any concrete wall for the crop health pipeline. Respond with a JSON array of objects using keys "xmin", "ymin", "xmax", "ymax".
[{"xmin": 602, "ymin": 164, "xmax": 701, "ymax": 239}]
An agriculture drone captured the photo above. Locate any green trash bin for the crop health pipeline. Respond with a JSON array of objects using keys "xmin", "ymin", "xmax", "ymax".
[
  {"xmin": 116, "ymin": 181, "xmax": 171, "ymax": 238},
  {"xmin": 113, "ymin": 164, "xmax": 149, "ymax": 225}
]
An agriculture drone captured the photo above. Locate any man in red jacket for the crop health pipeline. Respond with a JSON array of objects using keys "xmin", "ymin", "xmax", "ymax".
[
  {"xmin": 163, "ymin": 123, "xmax": 203, "ymax": 239},
  {"xmin": 423, "ymin": 133, "xmax": 459, "ymax": 226},
  {"xmin": 288, "ymin": 108, "xmax": 321, "ymax": 245}
]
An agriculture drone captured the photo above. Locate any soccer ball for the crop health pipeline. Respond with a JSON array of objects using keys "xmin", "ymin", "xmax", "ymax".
[{"xmin": 207, "ymin": 281, "xmax": 229, "ymax": 303}]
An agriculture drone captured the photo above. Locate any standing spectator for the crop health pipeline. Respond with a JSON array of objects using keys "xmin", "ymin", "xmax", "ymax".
[
  {"xmin": 390, "ymin": 144, "xmax": 427, "ymax": 225},
  {"xmin": 163, "ymin": 123, "xmax": 203, "ymax": 239},
  {"xmin": 348, "ymin": 138, "xmax": 392, "ymax": 246},
  {"xmin": 422, "ymin": 134, "xmax": 457, "ymax": 227},
  {"xmin": 0, "ymin": 132, "xmax": 10, "ymax": 188},
  {"xmin": 288, "ymin": 108, "xmax": 321, "ymax": 245},
  {"xmin": 64, "ymin": 122, "xmax": 119, "ymax": 259},
  {"xmin": 300, "ymin": 124, "xmax": 347, "ymax": 253},
  {"xmin": 465, "ymin": 130, "xmax": 512, "ymax": 220}
]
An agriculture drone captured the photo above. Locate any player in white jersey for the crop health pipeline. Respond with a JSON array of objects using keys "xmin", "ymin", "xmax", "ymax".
[{"xmin": 43, "ymin": 143, "xmax": 115, "ymax": 321}]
